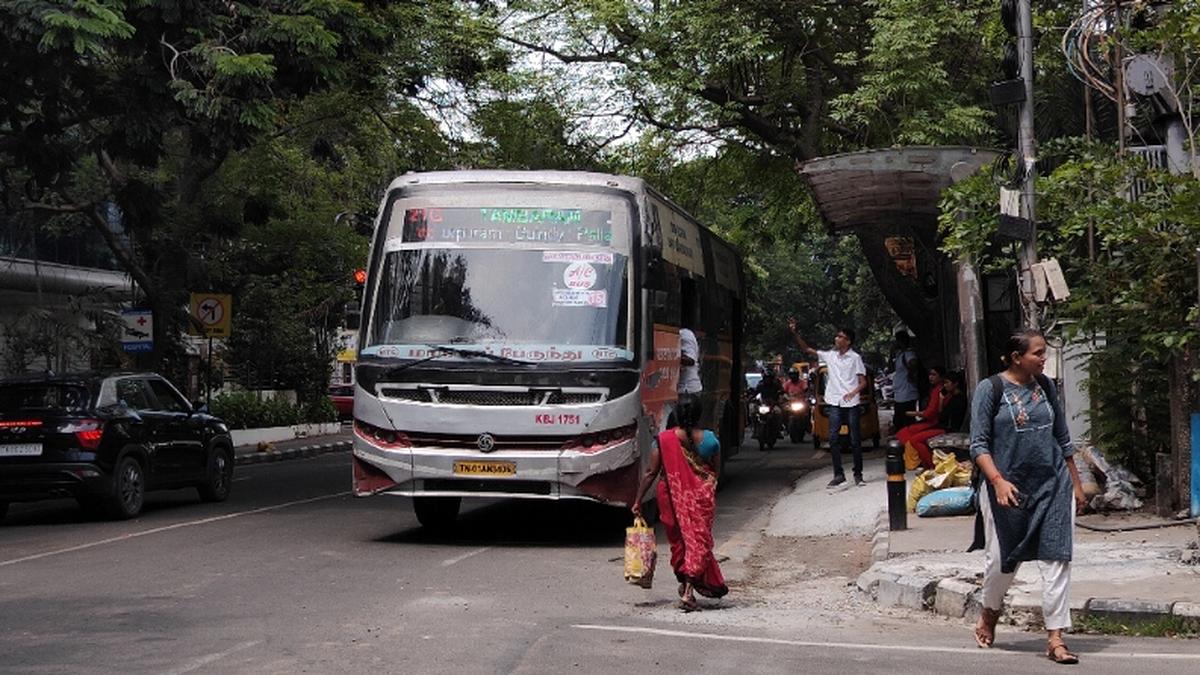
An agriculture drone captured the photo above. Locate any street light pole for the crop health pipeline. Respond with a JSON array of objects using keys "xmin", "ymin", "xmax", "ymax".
[{"xmin": 1016, "ymin": 0, "xmax": 1039, "ymax": 329}]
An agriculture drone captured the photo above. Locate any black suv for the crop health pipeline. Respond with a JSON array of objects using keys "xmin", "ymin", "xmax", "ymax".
[{"xmin": 0, "ymin": 372, "xmax": 234, "ymax": 521}]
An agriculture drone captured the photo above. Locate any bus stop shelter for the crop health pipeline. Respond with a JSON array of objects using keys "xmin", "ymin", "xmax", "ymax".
[{"xmin": 798, "ymin": 146, "xmax": 1002, "ymax": 387}]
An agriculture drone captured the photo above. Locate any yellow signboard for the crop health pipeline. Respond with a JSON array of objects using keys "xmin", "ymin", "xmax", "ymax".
[{"xmin": 189, "ymin": 293, "xmax": 232, "ymax": 338}]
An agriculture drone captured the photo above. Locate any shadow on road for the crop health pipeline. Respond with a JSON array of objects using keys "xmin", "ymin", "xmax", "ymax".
[{"xmin": 374, "ymin": 498, "xmax": 630, "ymax": 548}]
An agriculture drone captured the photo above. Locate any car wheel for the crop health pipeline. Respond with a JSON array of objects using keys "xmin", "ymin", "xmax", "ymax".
[
  {"xmin": 198, "ymin": 445, "xmax": 234, "ymax": 503},
  {"xmin": 413, "ymin": 496, "xmax": 460, "ymax": 530},
  {"xmin": 106, "ymin": 455, "xmax": 145, "ymax": 520}
]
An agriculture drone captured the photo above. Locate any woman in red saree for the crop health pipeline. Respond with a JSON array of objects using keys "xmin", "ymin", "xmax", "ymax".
[{"xmin": 632, "ymin": 404, "xmax": 728, "ymax": 611}]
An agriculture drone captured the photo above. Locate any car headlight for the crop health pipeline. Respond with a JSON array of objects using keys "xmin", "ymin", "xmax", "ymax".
[
  {"xmin": 789, "ymin": 401, "xmax": 805, "ymax": 412},
  {"xmin": 757, "ymin": 405, "xmax": 771, "ymax": 415}
]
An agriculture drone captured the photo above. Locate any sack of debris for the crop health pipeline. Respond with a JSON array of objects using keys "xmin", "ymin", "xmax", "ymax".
[
  {"xmin": 916, "ymin": 486, "xmax": 975, "ymax": 517},
  {"xmin": 1078, "ymin": 445, "xmax": 1144, "ymax": 511},
  {"xmin": 907, "ymin": 451, "xmax": 974, "ymax": 511}
]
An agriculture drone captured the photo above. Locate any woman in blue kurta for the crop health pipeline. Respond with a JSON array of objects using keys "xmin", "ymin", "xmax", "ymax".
[{"xmin": 968, "ymin": 329, "xmax": 1086, "ymax": 664}]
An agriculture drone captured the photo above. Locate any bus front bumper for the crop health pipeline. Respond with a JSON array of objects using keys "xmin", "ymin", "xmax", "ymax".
[{"xmin": 351, "ymin": 436, "xmax": 641, "ymax": 506}]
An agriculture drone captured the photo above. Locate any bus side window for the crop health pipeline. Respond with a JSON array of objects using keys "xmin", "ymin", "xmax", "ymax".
[{"xmin": 653, "ymin": 263, "xmax": 682, "ymax": 327}]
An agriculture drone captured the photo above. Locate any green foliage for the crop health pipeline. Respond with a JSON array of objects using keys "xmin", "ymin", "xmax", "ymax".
[
  {"xmin": 939, "ymin": 139, "xmax": 1200, "ymax": 478},
  {"xmin": 302, "ymin": 396, "xmax": 339, "ymax": 424},
  {"xmin": 831, "ymin": 0, "xmax": 997, "ymax": 146},
  {"xmin": 0, "ymin": 0, "xmax": 499, "ymax": 393},
  {"xmin": 612, "ymin": 142, "xmax": 898, "ymax": 366},
  {"xmin": 211, "ymin": 391, "xmax": 308, "ymax": 429}
]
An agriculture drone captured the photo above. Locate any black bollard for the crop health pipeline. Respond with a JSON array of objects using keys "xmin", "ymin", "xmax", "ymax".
[{"xmin": 885, "ymin": 440, "xmax": 907, "ymax": 531}]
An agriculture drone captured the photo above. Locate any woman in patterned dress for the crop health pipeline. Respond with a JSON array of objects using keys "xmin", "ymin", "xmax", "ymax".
[
  {"xmin": 969, "ymin": 329, "xmax": 1086, "ymax": 664},
  {"xmin": 631, "ymin": 401, "xmax": 727, "ymax": 611}
]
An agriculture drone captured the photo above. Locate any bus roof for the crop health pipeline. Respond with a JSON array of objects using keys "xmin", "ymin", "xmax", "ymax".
[{"xmin": 386, "ymin": 170, "xmax": 648, "ymax": 194}]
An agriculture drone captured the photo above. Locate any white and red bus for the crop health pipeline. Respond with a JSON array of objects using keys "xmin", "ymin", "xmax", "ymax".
[{"xmin": 350, "ymin": 171, "xmax": 745, "ymax": 528}]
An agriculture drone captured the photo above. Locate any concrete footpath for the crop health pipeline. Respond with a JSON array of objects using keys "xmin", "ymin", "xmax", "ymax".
[
  {"xmin": 767, "ymin": 456, "xmax": 1200, "ymax": 633},
  {"xmin": 233, "ymin": 427, "xmax": 351, "ymax": 465}
]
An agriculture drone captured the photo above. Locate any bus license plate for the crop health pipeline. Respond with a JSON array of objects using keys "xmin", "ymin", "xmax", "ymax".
[
  {"xmin": 0, "ymin": 443, "xmax": 42, "ymax": 457},
  {"xmin": 453, "ymin": 460, "xmax": 516, "ymax": 477}
]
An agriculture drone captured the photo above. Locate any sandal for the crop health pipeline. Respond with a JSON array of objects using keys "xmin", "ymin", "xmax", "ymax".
[
  {"xmin": 678, "ymin": 582, "xmax": 699, "ymax": 612},
  {"xmin": 974, "ymin": 607, "xmax": 1000, "ymax": 648},
  {"xmin": 1046, "ymin": 637, "xmax": 1079, "ymax": 664}
]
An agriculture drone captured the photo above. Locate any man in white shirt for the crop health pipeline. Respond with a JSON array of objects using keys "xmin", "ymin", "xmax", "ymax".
[
  {"xmin": 677, "ymin": 323, "xmax": 702, "ymax": 421},
  {"xmin": 788, "ymin": 318, "xmax": 868, "ymax": 488}
]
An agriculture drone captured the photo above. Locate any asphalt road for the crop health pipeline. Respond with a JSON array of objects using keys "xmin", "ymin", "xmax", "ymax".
[{"xmin": 2, "ymin": 443, "xmax": 1198, "ymax": 674}]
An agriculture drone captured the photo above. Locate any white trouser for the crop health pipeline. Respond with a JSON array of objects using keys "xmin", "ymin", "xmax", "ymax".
[{"xmin": 980, "ymin": 482, "xmax": 1074, "ymax": 630}]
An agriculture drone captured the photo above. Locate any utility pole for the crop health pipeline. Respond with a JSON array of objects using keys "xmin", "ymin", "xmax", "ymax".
[{"xmin": 1016, "ymin": 0, "xmax": 1039, "ymax": 328}]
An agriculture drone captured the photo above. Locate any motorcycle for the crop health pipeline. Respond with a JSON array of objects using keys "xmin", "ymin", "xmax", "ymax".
[
  {"xmin": 752, "ymin": 392, "xmax": 783, "ymax": 451},
  {"xmin": 783, "ymin": 395, "xmax": 809, "ymax": 443}
]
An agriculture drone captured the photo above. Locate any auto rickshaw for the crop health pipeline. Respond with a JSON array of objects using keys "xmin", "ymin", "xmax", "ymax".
[{"xmin": 809, "ymin": 364, "xmax": 881, "ymax": 449}]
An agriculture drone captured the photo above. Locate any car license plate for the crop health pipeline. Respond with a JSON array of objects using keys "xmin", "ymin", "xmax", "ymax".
[
  {"xmin": 453, "ymin": 460, "xmax": 516, "ymax": 477},
  {"xmin": 0, "ymin": 443, "xmax": 42, "ymax": 457}
]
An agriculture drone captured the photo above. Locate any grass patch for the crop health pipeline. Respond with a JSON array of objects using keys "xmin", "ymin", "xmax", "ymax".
[{"xmin": 1073, "ymin": 613, "xmax": 1199, "ymax": 638}]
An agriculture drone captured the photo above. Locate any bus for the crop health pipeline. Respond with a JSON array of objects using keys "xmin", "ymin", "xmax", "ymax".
[{"xmin": 350, "ymin": 170, "xmax": 745, "ymax": 528}]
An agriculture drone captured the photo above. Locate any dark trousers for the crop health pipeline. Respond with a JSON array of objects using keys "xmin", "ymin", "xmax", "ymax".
[
  {"xmin": 827, "ymin": 404, "xmax": 863, "ymax": 479},
  {"xmin": 893, "ymin": 399, "xmax": 917, "ymax": 431}
]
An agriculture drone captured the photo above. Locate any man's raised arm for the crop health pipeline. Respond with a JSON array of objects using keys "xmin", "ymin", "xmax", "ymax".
[{"xmin": 787, "ymin": 318, "xmax": 819, "ymax": 357}]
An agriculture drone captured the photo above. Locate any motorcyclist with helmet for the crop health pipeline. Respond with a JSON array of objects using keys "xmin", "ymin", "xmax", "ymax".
[{"xmin": 752, "ymin": 365, "xmax": 785, "ymax": 450}]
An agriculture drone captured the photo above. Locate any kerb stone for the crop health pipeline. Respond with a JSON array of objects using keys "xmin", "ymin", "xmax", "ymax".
[
  {"xmin": 876, "ymin": 574, "xmax": 937, "ymax": 610},
  {"xmin": 933, "ymin": 578, "xmax": 978, "ymax": 619},
  {"xmin": 1085, "ymin": 598, "xmax": 1174, "ymax": 626}
]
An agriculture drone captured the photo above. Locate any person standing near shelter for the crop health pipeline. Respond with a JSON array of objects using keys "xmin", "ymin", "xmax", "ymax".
[
  {"xmin": 969, "ymin": 329, "xmax": 1086, "ymax": 664},
  {"xmin": 678, "ymin": 319, "xmax": 702, "ymax": 418},
  {"xmin": 787, "ymin": 318, "xmax": 868, "ymax": 487},
  {"xmin": 676, "ymin": 283, "xmax": 700, "ymax": 420},
  {"xmin": 891, "ymin": 331, "xmax": 920, "ymax": 432}
]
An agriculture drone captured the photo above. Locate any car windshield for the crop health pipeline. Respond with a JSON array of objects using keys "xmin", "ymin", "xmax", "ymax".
[
  {"xmin": 362, "ymin": 185, "xmax": 634, "ymax": 364},
  {"xmin": 0, "ymin": 383, "xmax": 91, "ymax": 413}
]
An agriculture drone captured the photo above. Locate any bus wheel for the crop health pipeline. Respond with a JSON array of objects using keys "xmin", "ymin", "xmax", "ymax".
[{"xmin": 414, "ymin": 497, "xmax": 460, "ymax": 530}]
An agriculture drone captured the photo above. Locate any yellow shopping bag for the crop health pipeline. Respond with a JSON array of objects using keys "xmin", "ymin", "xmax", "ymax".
[{"xmin": 623, "ymin": 516, "xmax": 657, "ymax": 589}]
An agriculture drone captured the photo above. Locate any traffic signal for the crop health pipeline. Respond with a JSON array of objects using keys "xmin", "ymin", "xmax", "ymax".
[
  {"xmin": 346, "ymin": 267, "xmax": 366, "ymax": 330},
  {"xmin": 1001, "ymin": 0, "xmax": 1019, "ymax": 79},
  {"xmin": 990, "ymin": 0, "xmax": 1026, "ymax": 106}
]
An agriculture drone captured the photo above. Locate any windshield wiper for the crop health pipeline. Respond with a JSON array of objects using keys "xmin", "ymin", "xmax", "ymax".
[{"xmin": 425, "ymin": 344, "xmax": 536, "ymax": 366}]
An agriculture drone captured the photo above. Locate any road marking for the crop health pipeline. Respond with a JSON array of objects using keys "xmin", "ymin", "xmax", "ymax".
[
  {"xmin": 441, "ymin": 546, "xmax": 492, "ymax": 567},
  {"xmin": 571, "ymin": 625, "xmax": 1200, "ymax": 661},
  {"xmin": 0, "ymin": 492, "xmax": 350, "ymax": 568},
  {"xmin": 163, "ymin": 640, "xmax": 262, "ymax": 675}
]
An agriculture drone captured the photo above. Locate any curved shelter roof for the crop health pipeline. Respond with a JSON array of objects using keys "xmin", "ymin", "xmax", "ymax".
[
  {"xmin": 798, "ymin": 146, "xmax": 1001, "ymax": 234},
  {"xmin": 797, "ymin": 146, "xmax": 1001, "ymax": 366}
]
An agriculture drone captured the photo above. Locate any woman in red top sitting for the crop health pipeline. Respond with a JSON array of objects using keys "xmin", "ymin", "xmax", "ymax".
[{"xmin": 896, "ymin": 367, "xmax": 956, "ymax": 470}]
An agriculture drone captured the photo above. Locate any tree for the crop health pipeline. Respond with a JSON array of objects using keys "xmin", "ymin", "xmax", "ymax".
[
  {"xmin": 1, "ymin": 2, "xmax": 509, "ymax": 394},
  {"xmin": 1, "ymin": 1, "xmax": 393, "ymax": 375}
]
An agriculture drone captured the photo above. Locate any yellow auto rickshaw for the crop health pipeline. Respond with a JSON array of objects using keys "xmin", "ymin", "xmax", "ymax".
[{"xmin": 809, "ymin": 365, "xmax": 881, "ymax": 449}]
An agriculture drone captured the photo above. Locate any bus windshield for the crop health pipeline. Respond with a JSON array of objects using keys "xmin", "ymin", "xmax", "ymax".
[{"xmin": 362, "ymin": 186, "xmax": 634, "ymax": 364}]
